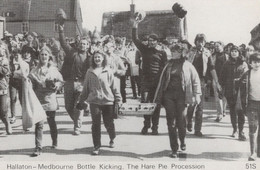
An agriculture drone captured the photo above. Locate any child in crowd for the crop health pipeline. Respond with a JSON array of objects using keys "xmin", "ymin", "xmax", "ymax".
[{"xmin": 240, "ymin": 52, "xmax": 260, "ymax": 161}]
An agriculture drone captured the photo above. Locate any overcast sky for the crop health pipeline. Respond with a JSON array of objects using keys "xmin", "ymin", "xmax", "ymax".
[{"xmin": 80, "ymin": 0, "xmax": 260, "ymax": 45}]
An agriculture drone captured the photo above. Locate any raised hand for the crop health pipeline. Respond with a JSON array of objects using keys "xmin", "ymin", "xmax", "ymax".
[{"xmin": 172, "ymin": 3, "xmax": 187, "ymax": 19}]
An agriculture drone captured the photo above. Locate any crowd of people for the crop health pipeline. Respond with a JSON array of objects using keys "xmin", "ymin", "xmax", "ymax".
[{"xmin": 0, "ymin": 12, "xmax": 260, "ymax": 161}]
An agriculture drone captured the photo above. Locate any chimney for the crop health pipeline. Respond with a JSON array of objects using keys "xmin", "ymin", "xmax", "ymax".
[{"xmin": 130, "ymin": 0, "xmax": 135, "ymax": 16}]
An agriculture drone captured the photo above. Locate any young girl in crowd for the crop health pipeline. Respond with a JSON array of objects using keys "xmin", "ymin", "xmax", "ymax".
[
  {"xmin": 220, "ymin": 45, "xmax": 248, "ymax": 141},
  {"xmin": 240, "ymin": 52, "xmax": 260, "ymax": 161},
  {"xmin": 29, "ymin": 47, "xmax": 63, "ymax": 156},
  {"xmin": 154, "ymin": 43, "xmax": 201, "ymax": 158},
  {"xmin": 77, "ymin": 50, "xmax": 122, "ymax": 155}
]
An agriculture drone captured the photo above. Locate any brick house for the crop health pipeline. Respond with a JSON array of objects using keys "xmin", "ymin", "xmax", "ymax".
[
  {"xmin": 101, "ymin": 3, "xmax": 187, "ymax": 41},
  {"xmin": 0, "ymin": 0, "xmax": 83, "ymax": 38}
]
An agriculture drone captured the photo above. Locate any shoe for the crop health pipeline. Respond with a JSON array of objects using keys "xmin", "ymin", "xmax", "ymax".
[
  {"xmin": 73, "ymin": 129, "xmax": 81, "ymax": 136},
  {"xmin": 187, "ymin": 124, "xmax": 192, "ymax": 132},
  {"xmin": 248, "ymin": 154, "xmax": 256, "ymax": 161},
  {"xmin": 170, "ymin": 152, "xmax": 178, "ymax": 158},
  {"xmin": 109, "ymin": 140, "xmax": 114, "ymax": 148},
  {"xmin": 194, "ymin": 131, "xmax": 203, "ymax": 137},
  {"xmin": 231, "ymin": 131, "xmax": 238, "ymax": 137},
  {"xmin": 84, "ymin": 109, "xmax": 90, "ymax": 116},
  {"xmin": 180, "ymin": 143, "xmax": 186, "ymax": 151},
  {"xmin": 5, "ymin": 122, "xmax": 12, "ymax": 135},
  {"xmin": 141, "ymin": 127, "xmax": 148, "ymax": 135},
  {"xmin": 215, "ymin": 117, "xmax": 222, "ymax": 122},
  {"xmin": 10, "ymin": 117, "xmax": 16, "ymax": 124},
  {"xmin": 51, "ymin": 145, "xmax": 57, "ymax": 149},
  {"xmin": 92, "ymin": 148, "xmax": 100, "ymax": 155},
  {"xmin": 151, "ymin": 129, "xmax": 158, "ymax": 135},
  {"xmin": 223, "ymin": 112, "xmax": 226, "ymax": 117},
  {"xmin": 6, "ymin": 127, "xmax": 12, "ymax": 135},
  {"xmin": 238, "ymin": 132, "xmax": 247, "ymax": 141},
  {"xmin": 31, "ymin": 148, "xmax": 42, "ymax": 157},
  {"xmin": 132, "ymin": 96, "xmax": 137, "ymax": 99}
]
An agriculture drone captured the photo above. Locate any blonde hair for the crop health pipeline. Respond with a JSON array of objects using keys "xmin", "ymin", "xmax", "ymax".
[{"xmin": 38, "ymin": 46, "xmax": 54, "ymax": 67}]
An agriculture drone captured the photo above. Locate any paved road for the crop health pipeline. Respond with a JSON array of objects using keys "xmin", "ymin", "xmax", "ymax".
[{"xmin": 0, "ymin": 82, "xmax": 252, "ymax": 162}]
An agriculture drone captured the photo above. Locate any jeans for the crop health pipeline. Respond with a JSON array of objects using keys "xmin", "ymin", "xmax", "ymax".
[
  {"xmin": 162, "ymin": 89, "xmax": 186, "ymax": 152},
  {"xmin": 226, "ymin": 96, "xmax": 245, "ymax": 133},
  {"xmin": 90, "ymin": 104, "xmax": 115, "ymax": 148},
  {"xmin": 187, "ymin": 79, "xmax": 205, "ymax": 132},
  {"xmin": 247, "ymin": 100, "xmax": 260, "ymax": 156},
  {"xmin": 35, "ymin": 120, "xmax": 44, "ymax": 149},
  {"xmin": 9, "ymin": 84, "xmax": 22, "ymax": 118},
  {"xmin": 212, "ymin": 81, "xmax": 227, "ymax": 117},
  {"xmin": 46, "ymin": 111, "xmax": 58, "ymax": 146},
  {"xmin": 64, "ymin": 80, "xmax": 84, "ymax": 131}
]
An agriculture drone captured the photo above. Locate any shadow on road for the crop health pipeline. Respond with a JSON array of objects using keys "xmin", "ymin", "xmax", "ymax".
[{"xmin": 0, "ymin": 147, "xmax": 248, "ymax": 161}]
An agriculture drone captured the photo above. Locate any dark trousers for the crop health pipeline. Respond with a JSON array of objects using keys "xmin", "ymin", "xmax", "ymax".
[
  {"xmin": 163, "ymin": 90, "xmax": 186, "ymax": 152},
  {"xmin": 226, "ymin": 96, "xmax": 245, "ymax": 133},
  {"xmin": 130, "ymin": 76, "xmax": 141, "ymax": 97},
  {"xmin": 247, "ymin": 100, "xmax": 260, "ymax": 156},
  {"xmin": 35, "ymin": 120, "xmax": 44, "ymax": 149},
  {"xmin": 64, "ymin": 81, "xmax": 84, "ymax": 131},
  {"xmin": 46, "ymin": 111, "xmax": 58, "ymax": 146},
  {"xmin": 142, "ymin": 89, "xmax": 161, "ymax": 131},
  {"xmin": 90, "ymin": 104, "xmax": 115, "ymax": 149},
  {"xmin": 0, "ymin": 94, "xmax": 10, "ymax": 132},
  {"xmin": 187, "ymin": 79, "xmax": 205, "ymax": 132},
  {"xmin": 120, "ymin": 76, "xmax": 126, "ymax": 103},
  {"xmin": 9, "ymin": 85, "xmax": 22, "ymax": 118}
]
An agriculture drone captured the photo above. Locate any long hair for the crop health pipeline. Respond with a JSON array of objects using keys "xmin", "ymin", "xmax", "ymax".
[
  {"xmin": 38, "ymin": 46, "xmax": 54, "ymax": 67},
  {"xmin": 91, "ymin": 50, "xmax": 108, "ymax": 69}
]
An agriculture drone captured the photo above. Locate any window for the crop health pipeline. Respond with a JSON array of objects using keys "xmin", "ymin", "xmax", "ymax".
[
  {"xmin": 54, "ymin": 23, "xmax": 59, "ymax": 32},
  {"xmin": 21, "ymin": 22, "xmax": 29, "ymax": 32}
]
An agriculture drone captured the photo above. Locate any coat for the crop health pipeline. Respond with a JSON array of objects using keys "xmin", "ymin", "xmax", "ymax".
[
  {"xmin": 79, "ymin": 66, "xmax": 122, "ymax": 105},
  {"xmin": 153, "ymin": 59, "xmax": 201, "ymax": 105},
  {"xmin": 59, "ymin": 30, "xmax": 92, "ymax": 81},
  {"xmin": 0, "ymin": 57, "xmax": 9, "ymax": 95},
  {"xmin": 219, "ymin": 57, "xmax": 248, "ymax": 98},
  {"xmin": 186, "ymin": 47, "xmax": 213, "ymax": 77},
  {"xmin": 29, "ymin": 65, "xmax": 63, "ymax": 111}
]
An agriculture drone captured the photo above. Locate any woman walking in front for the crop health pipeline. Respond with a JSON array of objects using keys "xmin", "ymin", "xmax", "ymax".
[
  {"xmin": 77, "ymin": 50, "xmax": 122, "ymax": 155},
  {"xmin": 154, "ymin": 43, "xmax": 201, "ymax": 158},
  {"xmin": 29, "ymin": 47, "xmax": 63, "ymax": 156}
]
